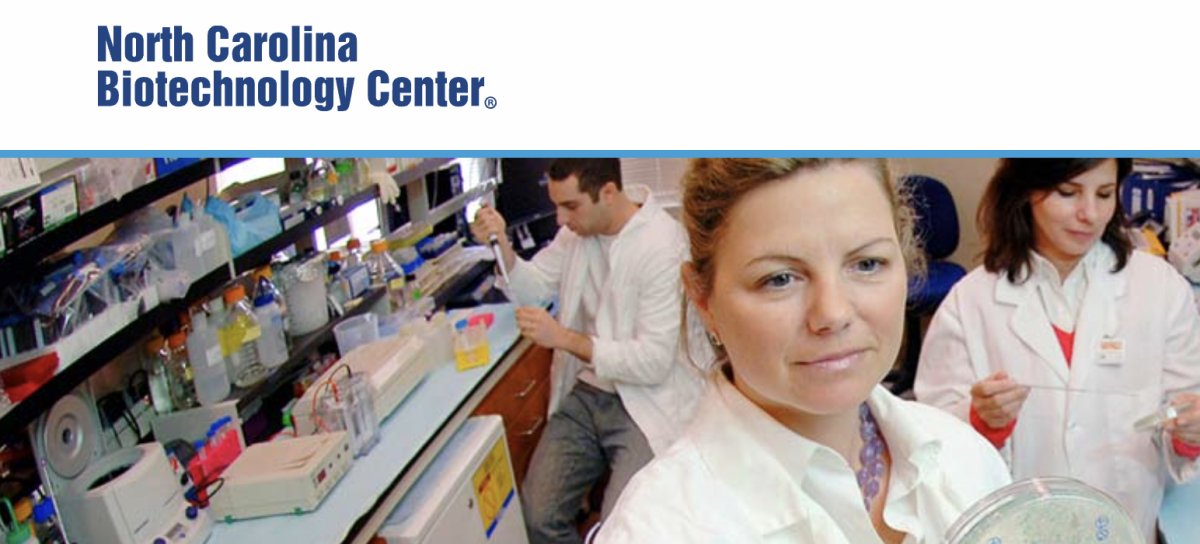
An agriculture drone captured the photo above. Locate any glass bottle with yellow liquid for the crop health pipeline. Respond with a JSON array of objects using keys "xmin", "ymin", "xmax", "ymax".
[{"xmin": 220, "ymin": 285, "xmax": 267, "ymax": 388}]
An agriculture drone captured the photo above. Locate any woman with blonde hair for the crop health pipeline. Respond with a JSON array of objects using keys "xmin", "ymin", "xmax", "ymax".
[{"xmin": 596, "ymin": 159, "xmax": 1009, "ymax": 543}]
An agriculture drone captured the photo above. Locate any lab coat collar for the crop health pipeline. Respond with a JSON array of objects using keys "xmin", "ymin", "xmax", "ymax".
[
  {"xmin": 691, "ymin": 378, "xmax": 942, "ymax": 538},
  {"xmin": 612, "ymin": 184, "xmax": 657, "ymax": 237},
  {"xmin": 993, "ymin": 244, "xmax": 1126, "ymax": 385}
]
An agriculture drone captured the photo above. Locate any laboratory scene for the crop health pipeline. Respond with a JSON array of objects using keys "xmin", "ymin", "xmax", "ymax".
[{"xmin": 0, "ymin": 157, "xmax": 1197, "ymax": 544}]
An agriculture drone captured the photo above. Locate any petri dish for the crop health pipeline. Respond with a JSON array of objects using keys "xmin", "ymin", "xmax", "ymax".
[{"xmin": 945, "ymin": 477, "xmax": 1141, "ymax": 544}]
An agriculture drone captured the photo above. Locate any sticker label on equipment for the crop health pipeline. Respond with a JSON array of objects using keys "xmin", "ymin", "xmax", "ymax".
[{"xmin": 472, "ymin": 439, "xmax": 515, "ymax": 539}]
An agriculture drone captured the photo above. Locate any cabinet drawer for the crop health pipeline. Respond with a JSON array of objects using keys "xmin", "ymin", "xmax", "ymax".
[
  {"xmin": 474, "ymin": 345, "xmax": 551, "ymax": 418},
  {"xmin": 507, "ymin": 377, "xmax": 551, "ymax": 485}
]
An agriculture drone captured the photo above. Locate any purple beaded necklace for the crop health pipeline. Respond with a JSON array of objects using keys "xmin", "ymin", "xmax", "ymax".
[{"xmin": 855, "ymin": 403, "xmax": 886, "ymax": 511}]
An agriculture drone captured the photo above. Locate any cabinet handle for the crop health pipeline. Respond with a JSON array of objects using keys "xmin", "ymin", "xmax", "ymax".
[
  {"xmin": 520, "ymin": 416, "xmax": 545, "ymax": 437},
  {"xmin": 515, "ymin": 379, "xmax": 539, "ymax": 399}
]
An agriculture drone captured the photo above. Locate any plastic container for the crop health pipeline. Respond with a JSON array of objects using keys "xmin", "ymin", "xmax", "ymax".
[
  {"xmin": 945, "ymin": 477, "xmax": 1141, "ymax": 544},
  {"xmin": 453, "ymin": 317, "xmax": 490, "ymax": 371},
  {"xmin": 253, "ymin": 294, "xmax": 289, "ymax": 369},
  {"xmin": 254, "ymin": 267, "xmax": 289, "ymax": 335},
  {"xmin": 221, "ymin": 285, "xmax": 267, "ymax": 388},
  {"xmin": 376, "ymin": 311, "xmax": 408, "ymax": 338},
  {"xmin": 334, "ymin": 313, "xmax": 378, "ymax": 355},
  {"xmin": 346, "ymin": 238, "xmax": 363, "ymax": 267},
  {"xmin": 424, "ymin": 311, "xmax": 455, "ymax": 365},
  {"xmin": 280, "ymin": 255, "xmax": 329, "ymax": 336},
  {"xmin": 336, "ymin": 373, "xmax": 379, "ymax": 458},
  {"xmin": 170, "ymin": 211, "xmax": 205, "ymax": 282},
  {"xmin": 188, "ymin": 310, "xmax": 230, "ymax": 406}
]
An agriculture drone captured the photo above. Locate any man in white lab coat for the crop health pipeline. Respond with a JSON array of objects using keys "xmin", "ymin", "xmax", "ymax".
[{"xmin": 471, "ymin": 158, "xmax": 703, "ymax": 544}]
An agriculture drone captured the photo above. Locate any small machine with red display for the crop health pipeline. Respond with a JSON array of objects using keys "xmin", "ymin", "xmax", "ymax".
[{"xmin": 207, "ymin": 431, "xmax": 351, "ymax": 522}]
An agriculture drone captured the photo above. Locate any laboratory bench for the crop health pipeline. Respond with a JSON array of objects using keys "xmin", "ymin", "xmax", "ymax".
[{"xmin": 210, "ymin": 302, "xmax": 551, "ymax": 544}]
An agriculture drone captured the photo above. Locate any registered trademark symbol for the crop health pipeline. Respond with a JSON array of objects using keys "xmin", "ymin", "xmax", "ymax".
[{"xmin": 485, "ymin": 97, "xmax": 497, "ymax": 109}]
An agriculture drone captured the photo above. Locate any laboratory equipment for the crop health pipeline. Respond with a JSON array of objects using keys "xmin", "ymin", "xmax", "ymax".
[
  {"xmin": 32, "ymin": 392, "xmax": 106, "ymax": 498},
  {"xmin": 293, "ymin": 334, "xmax": 432, "ymax": 437},
  {"xmin": 377, "ymin": 416, "xmax": 528, "ymax": 544},
  {"xmin": 208, "ymin": 431, "xmax": 351, "ymax": 521},
  {"xmin": 147, "ymin": 338, "xmax": 175, "ymax": 414},
  {"xmin": 252, "ymin": 292, "xmax": 288, "ymax": 369},
  {"xmin": 56, "ymin": 443, "xmax": 212, "ymax": 544},
  {"xmin": 278, "ymin": 255, "xmax": 329, "ymax": 336},
  {"xmin": 488, "ymin": 234, "xmax": 520, "ymax": 306},
  {"xmin": 187, "ymin": 310, "xmax": 230, "ymax": 406},
  {"xmin": 1134, "ymin": 403, "xmax": 1179, "ymax": 433},
  {"xmin": 332, "ymin": 313, "xmax": 379, "ymax": 356},
  {"xmin": 945, "ymin": 477, "xmax": 1140, "ymax": 544},
  {"xmin": 346, "ymin": 237, "xmax": 364, "ymax": 267},
  {"xmin": 368, "ymin": 239, "xmax": 407, "ymax": 313},
  {"xmin": 166, "ymin": 332, "xmax": 198, "ymax": 410},
  {"xmin": 453, "ymin": 315, "xmax": 492, "ymax": 371},
  {"xmin": 314, "ymin": 372, "xmax": 380, "ymax": 458},
  {"xmin": 220, "ymin": 285, "xmax": 266, "ymax": 388}
]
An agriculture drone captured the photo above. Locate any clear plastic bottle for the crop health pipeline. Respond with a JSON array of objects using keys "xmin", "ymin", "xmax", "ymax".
[
  {"xmin": 254, "ymin": 267, "xmax": 289, "ymax": 337},
  {"xmin": 253, "ymin": 293, "xmax": 288, "ymax": 369},
  {"xmin": 171, "ymin": 209, "xmax": 204, "ymax": 281},
  {"xmin": 327, "ymin": 250, "xmax": 344, "ymax": 279},
  {"xmin": 220, "ymin": 285, "xmax": 266, "ymax": 388},
  {"xmin": 146, "ymin": 337, "xmax": 175, "ymax": 415},
  {"xmin": 166, "ymin": 332, "xmax": 198, "ymax": 410},
  {"xmin": 346, "ymin": 238, "xmax": 363, "ymax": 268},
  {"xmin": 188, "ymin": 310, "xmax": 231, "ymax": 406},
  {"xmin": 367, "ymin": 240, "xmax": 406, "ymax": 313}
]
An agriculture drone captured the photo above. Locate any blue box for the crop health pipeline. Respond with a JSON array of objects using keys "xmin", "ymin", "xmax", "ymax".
[{"xmin": 154, "ymin": 158, "xmax": 203, "ymax": 178}]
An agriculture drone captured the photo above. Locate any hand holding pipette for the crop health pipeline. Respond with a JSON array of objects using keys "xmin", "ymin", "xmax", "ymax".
[
  {"xmin": 470, "ymin": 204, "xmax": 523, "ymax": 306},
  {"xmin": 970, "ymin": 371, "xmax": 1030, "ymax": 429}
]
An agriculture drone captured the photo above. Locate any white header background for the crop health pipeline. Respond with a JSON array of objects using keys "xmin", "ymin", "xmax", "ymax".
[{"xmin": 1, "ymin": 0, "xmax": 1197, "ymax": 151}]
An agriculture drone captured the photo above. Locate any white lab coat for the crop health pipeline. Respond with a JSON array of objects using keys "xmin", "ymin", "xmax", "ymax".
[
  {"xmin": 597, "ymin": 380, "xmax": 1011, "ymax": 544},
  {"xmin": 915, "ymin": 248, "xmax": 1200, "ymax": 542},
  {"xmin": 503, "ymin": 185, "xmax": 704, "ymax": 455}
]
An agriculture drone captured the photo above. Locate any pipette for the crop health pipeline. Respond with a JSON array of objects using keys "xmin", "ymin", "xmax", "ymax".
[
  {"xmin": 489, "ymin": 233, "xmax": 522, "ymax": 306},
  {"xmin": 1022, "ymin": 384, "xmax": 1136, "ymax": 397}
]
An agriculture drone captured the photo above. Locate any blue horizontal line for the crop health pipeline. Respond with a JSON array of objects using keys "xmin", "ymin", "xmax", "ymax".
[{"xmin": 1, "ymin": 151, "xmax": 1195, "ymax": 158}]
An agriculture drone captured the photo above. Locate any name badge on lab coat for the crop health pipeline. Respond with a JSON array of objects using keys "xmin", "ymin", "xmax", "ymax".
[{"xmin": 1096, "ymin": 338, "xmax": 1125, "ymax": 365}]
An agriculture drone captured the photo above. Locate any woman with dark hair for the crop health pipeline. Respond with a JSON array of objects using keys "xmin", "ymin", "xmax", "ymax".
[{"xmin": 915, "ymin": 158, "xmax": 1200, "ymax": 542}]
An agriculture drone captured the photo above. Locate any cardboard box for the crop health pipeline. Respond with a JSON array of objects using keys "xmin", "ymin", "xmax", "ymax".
[
  {"xmin": 37, "ymin": 176, "xmax": 79, "ymax": 232},
  {"xmin": 2, "ymin": 186, "xmax": 42, "ymax": 247}
]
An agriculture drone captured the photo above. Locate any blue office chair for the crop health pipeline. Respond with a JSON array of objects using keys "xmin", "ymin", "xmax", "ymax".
[{"xmin": 888, "ymin": 175, "xmax": 967, "ymax": 395}]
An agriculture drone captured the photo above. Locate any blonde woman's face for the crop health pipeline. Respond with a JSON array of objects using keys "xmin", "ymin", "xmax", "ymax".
[{"xmin": 695, "ymin": 163, "xmax": 907, "ymax": 421}]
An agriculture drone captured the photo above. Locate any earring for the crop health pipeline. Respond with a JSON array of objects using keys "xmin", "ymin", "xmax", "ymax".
[{"xmin": 707, "ymin": 331, "xmax": 723, "ymax": 348}]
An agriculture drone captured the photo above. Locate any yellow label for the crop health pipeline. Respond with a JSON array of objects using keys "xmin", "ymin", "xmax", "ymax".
[
  {"xmin": 472, "ymin": 439, "xmax": 515, "ymax": 538},
  {"xmin": 388, "ymin": 277, "xmax": 406, "ymax": 291},
  {"xmin": 455, "ymin": 344, "xmax": 490, "ymax": 372}
]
